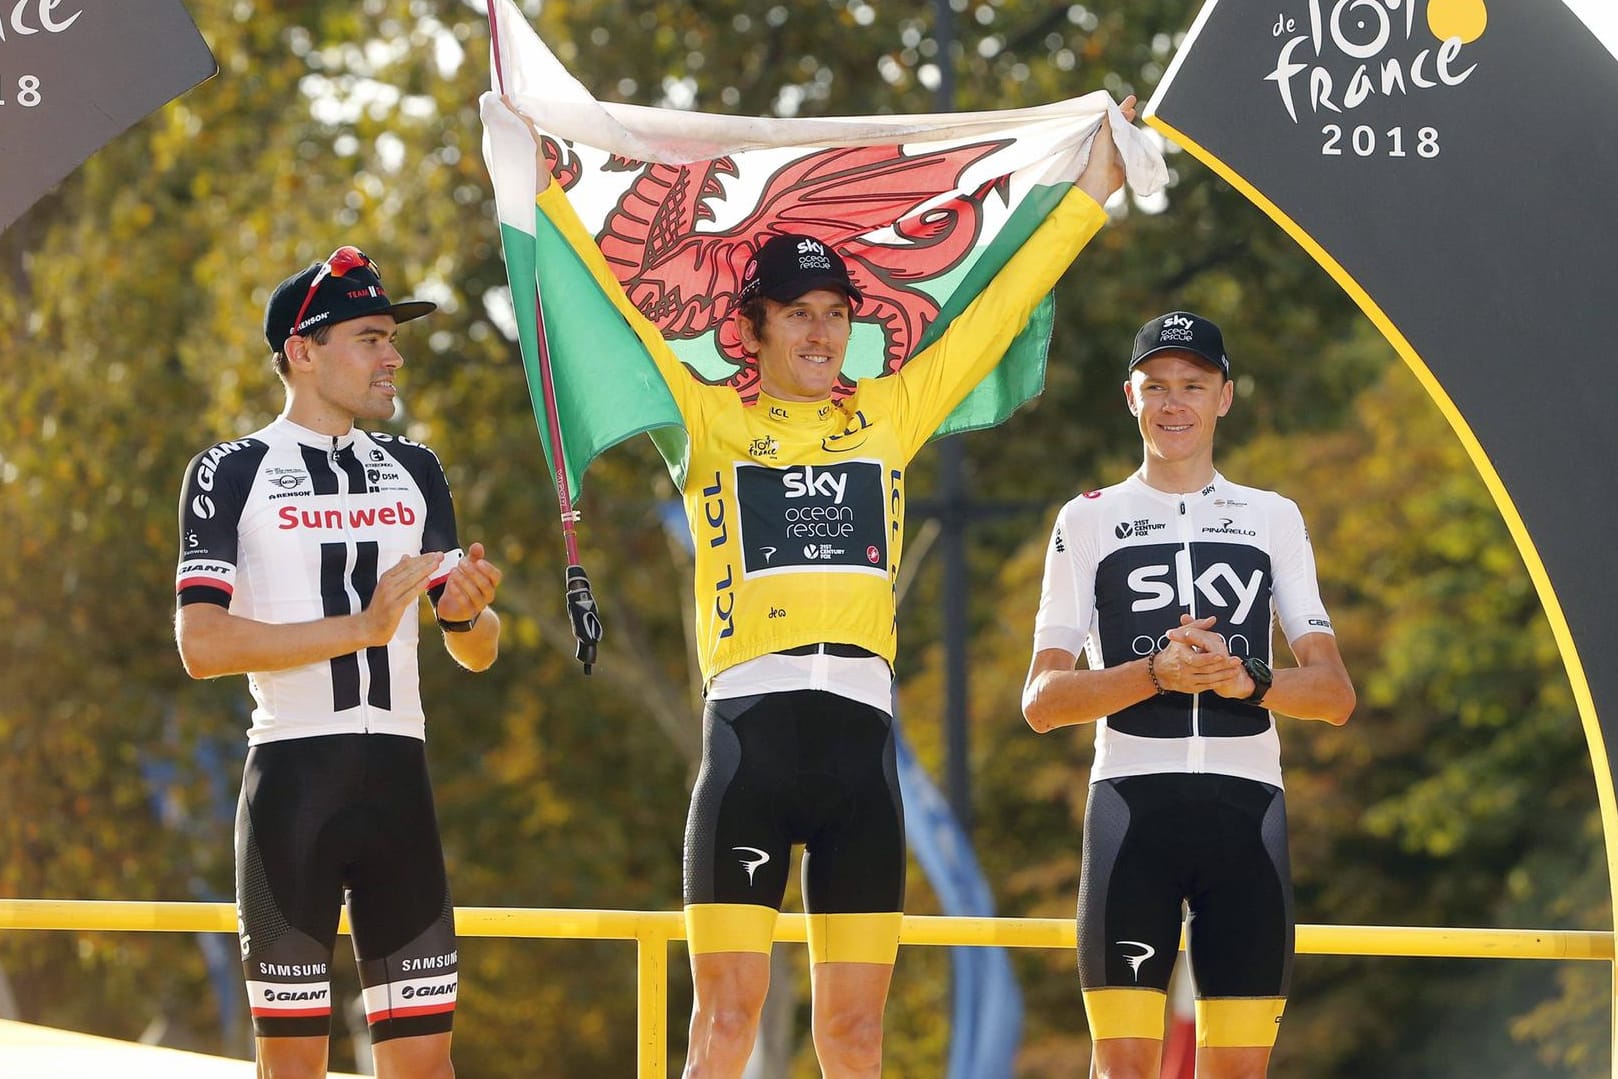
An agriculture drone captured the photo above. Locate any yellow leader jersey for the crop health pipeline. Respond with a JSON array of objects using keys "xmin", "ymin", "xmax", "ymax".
[{"xmin": 536, "ymin": 182, "xmax": 1107, "ymax": 685}]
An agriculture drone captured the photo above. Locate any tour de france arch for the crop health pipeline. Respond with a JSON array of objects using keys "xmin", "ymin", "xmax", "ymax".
[{"xmin": 1146, "ymin": 0, "xmax": 1618, "ymax": 1063}]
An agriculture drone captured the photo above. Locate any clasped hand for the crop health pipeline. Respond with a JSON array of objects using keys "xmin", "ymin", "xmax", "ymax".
[
  {"xmin": 356, "ymin": 542, "xmax": 502, "ymax": 647},
  {"xmin": 1152, "ymin": 615, "xmax": 1254, "ymax": 699}
]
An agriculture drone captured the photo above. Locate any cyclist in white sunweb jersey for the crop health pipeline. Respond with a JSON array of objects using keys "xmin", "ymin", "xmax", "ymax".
[{"xmin": 175, "ymin": 246, "xmax": 502, "ymax": 1079}]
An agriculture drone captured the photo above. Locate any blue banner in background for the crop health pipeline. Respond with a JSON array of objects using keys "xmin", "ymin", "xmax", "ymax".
[
  {"xmin": 139, "ymin": 719, "xmax": 243, "ymax": 1048},
  {"xmin": 893, "ymin": 715, "xmax": 1022, "ymax": 1079}
]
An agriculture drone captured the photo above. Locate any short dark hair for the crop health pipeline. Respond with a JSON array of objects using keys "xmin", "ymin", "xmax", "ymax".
[
  {"xmin": 272, "ymin": 323, "xmax": 333, "ymax": 379},
  {"xmin": 736, "ymin": 296, "xmax": 769, "ymax": 348}
]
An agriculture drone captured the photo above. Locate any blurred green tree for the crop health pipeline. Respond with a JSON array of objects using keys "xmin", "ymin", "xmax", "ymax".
[{"xmin": 0, "ymin": 0, "xmax": 1601, "ymax": 1074}]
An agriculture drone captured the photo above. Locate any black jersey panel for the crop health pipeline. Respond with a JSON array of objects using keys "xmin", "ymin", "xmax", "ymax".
[
  {"xmin": 176, "ymin": 438, "xmax": 269, "ymax": 607},
  {"xmin": 373, "ymin": 433, "xmax": 460, "ymax": 556}
]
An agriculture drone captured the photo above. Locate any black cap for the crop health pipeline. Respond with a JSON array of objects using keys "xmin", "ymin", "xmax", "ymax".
[
  {"xmin": 737, "ymin": 233, "xmax": 863, "ymax": 307},
  {"xmin": 264, "ymin": 246, "xmax": 437, "ymax": 353},
  {"xmin": 1128, "ymin": 311, "xmax": 1230, "ymax": 376}
]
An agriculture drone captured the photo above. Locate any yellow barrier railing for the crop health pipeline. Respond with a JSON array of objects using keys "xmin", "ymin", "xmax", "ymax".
[{"xmin": 2, "ymin": 900, "xmax": 1611, "ymax": 1077}]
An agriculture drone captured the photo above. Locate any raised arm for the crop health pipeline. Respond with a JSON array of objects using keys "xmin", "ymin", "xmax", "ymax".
[
  {"xmin": 1075, "ymin": 95, "xmax": 1136, "ymax": 206},
  {"xmin": 884, "ymin": 95, "xmax": 1141, "ymax": 455}
]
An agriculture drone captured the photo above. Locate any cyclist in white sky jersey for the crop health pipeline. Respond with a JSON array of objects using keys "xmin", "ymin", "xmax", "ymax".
[{"xmin": 1024, "ymin": 310, "xmax": 1355, "ymax": 1079}]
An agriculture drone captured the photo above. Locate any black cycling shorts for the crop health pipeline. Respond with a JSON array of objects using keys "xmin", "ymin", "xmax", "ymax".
[
  {"xmin": 1078, "ymin": 773, "xmax": 1294, "ymax": 1045},
  {"xmin": 236, "ymin": 734, "xmax": 457, "ymax": 1043},
  {"xmin": 684, "ymin": 691, "xmax": 905, "ymax": 962}
]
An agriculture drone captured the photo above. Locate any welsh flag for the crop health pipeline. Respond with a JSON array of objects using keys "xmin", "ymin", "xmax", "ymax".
[{"xmin": 479, "ymin": 0, "xmax": 1167, "ymax": 499}]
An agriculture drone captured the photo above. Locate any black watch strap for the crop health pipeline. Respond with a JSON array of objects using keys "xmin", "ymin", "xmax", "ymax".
[
  {"xmin": 437, "ymin": 610, "xmax": 481, "ymax": 633},
  {"xmin": 1241, "ymin": 655, "xmax": 1273, "ymax": 705}
]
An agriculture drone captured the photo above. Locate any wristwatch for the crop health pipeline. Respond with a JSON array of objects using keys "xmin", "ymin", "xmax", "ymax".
[
  {"xmin": 1240, "ymin": 656, "xmax": 1273, "ymax": 705},
  {"xmin": 437, "ymin": 610, "xmax": 482, "ymax": 633}
]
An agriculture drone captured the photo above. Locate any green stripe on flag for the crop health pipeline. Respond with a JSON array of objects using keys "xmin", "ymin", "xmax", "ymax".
[{"xmin": 502, "ymin": 215, "xmax": 685, "ymax": 498}]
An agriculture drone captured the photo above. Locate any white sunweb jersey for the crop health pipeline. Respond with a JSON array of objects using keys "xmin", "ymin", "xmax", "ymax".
[
  {"xmin": 1032, "ymin": 471, "xmax": 1335, "ymax": 788},
  {"xmin": 175, "ymin": 416, "xmax": 463, "ymax": 745}
]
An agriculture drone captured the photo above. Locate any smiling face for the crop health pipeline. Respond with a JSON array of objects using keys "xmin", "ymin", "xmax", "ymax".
[
  {"xmin": 284, "ymin": 313, "xmax": 404, "ymax": 433},
  {"xmin": 1125, "ymin": 350, "xmax": 1234, "ymax": 491},
  {"xmin": 738, "ymin": 289, "xmax": 852, "ymax": 402}
]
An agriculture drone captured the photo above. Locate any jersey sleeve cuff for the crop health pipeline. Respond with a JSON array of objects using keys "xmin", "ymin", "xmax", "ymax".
[{"xmin": 177, "ymin": 585, "xmax": 233, "ymax": 609}]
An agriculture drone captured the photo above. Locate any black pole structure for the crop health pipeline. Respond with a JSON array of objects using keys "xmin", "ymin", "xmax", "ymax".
[{"xmin": 933, "ymin": 0, "xmax": 974, "ymax": 834}]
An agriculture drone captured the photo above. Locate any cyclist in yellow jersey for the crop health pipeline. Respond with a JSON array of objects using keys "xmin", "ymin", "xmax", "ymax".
[{"xmin": 508, "ymin": 96, "xmax": 1136, "ymax": 1079}]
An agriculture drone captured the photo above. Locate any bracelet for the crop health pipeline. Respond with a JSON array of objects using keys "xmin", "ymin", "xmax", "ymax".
[{"xmin": 1146, "ymin": 648, "xmax": 1166, "ymax": 695}]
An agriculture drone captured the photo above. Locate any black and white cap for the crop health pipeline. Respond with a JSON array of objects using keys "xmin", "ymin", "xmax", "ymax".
[
  {"xmin": 264, "ymin": 247, "xmax": 436, "ymax": 353},
  {"xmin": 738, "ymin": 233, "xmax": 863, "ymax": 307},
  {"xmin": 1128, "ymin": 311, "xmax": 1230, "ymax": 376}
]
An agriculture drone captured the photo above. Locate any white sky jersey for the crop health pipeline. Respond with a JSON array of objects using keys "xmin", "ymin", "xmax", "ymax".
[
  {"xmin": 175, "ymin": 417, "xmax": 463, "ymax": 744},
  {"xmin": 1032, "ymin": 471, "xmax": 1335, "ymax": 787}
]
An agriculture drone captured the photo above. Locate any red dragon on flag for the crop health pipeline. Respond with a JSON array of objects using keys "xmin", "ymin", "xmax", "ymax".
[
  {"xmin": 479, "ymin": 0, "xmax": 1164, "ymax": 676},
  {"xmin": 540, "ymin": 137, "xmax": 1013, "ymax": 402},
  {"xmin": 482, "ymin": 4, "xmax": 1164, "ymax": 500}
]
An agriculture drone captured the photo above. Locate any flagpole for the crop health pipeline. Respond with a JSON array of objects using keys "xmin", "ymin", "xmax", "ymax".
[{"xmin": 488, "ymin": 0, "xmax": 602, "ymax": 673}]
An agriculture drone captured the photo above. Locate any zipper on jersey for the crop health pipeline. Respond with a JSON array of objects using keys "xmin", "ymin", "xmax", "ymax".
[
  {"xmin": 1178, "ymin": 496, "xmax": 1207, "ymax": 771},
  {"xmin": 333, "ymin": 436, "xmax": 370, "ymax": 734}
]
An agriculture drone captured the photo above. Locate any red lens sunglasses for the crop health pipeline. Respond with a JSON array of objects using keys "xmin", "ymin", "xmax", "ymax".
[{"xmin": 290, "ymin": 246, "xmax": 377, "ymax": 337}]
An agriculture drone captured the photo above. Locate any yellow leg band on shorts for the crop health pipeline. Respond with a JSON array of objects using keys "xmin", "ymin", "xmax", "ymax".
[
  {"xmin": 1195, "ymin": 996, "xmax": 1286, "ymax": 1048},
  {"xmin": 1082, "ymin": 987, "xmax": 1168, "ymax": 1041},
  {"xmin": 685, "ymin": 903, "xmax": 778, "ymax": 956},
  {"xmin": 805, "ymin": 912, "xmax": 902, "ymax": 966}
]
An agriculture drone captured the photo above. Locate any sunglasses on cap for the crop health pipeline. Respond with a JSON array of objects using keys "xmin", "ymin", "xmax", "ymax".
[{"xmin": 291, "ymin": 246, "xmax": 378, "ymax": 338}]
